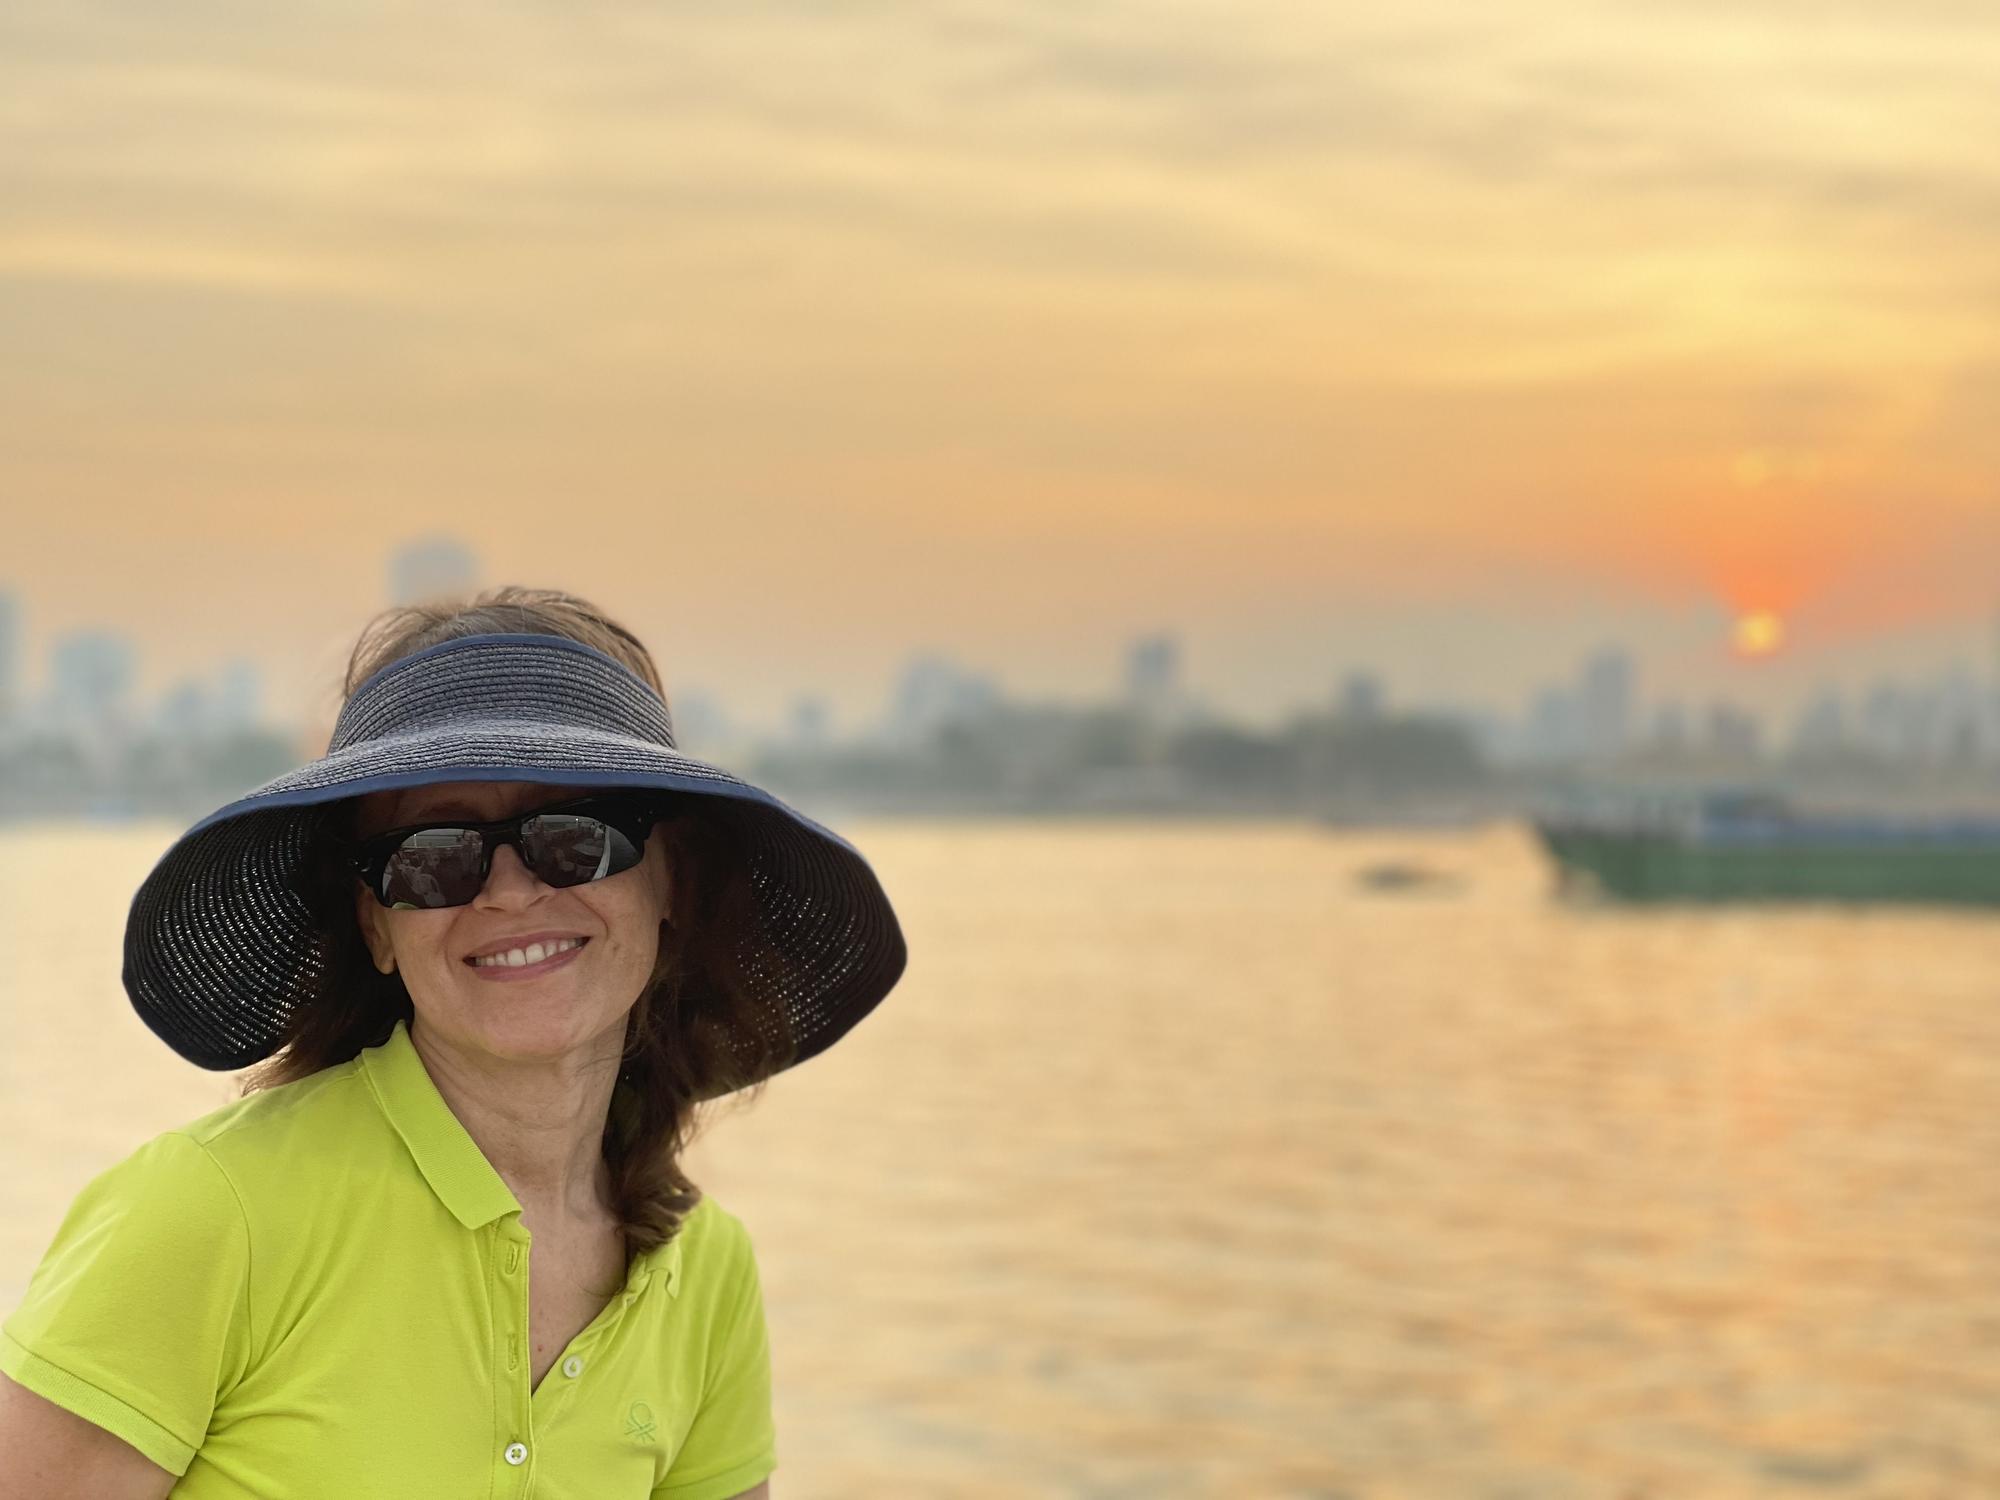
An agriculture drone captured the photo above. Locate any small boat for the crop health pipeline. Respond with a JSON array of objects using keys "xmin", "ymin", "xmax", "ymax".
[
  {"xmin": 1352, "ymin": 861, "xmax": 1465, "ymax": 894},
  {"xmin": 1531, "ymin": 784, "xmax": 2000, "ymax": 905}
]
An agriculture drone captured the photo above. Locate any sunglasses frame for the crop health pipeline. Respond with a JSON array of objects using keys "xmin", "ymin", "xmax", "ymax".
[{"xmin": 347, "ymin": 791, "xmax": 667, "ymax": 910}]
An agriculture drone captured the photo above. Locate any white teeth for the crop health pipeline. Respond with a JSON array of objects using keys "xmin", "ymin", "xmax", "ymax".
[{"xmin": 474, "ymin": 937, "xmax": 582, "ymax": 969}]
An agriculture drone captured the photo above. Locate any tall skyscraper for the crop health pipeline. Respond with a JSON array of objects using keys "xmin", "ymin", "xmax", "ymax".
[
  {"xmin": 1577, "ymin": 647, "xmax": 1636, "ymax": 761},
  {"xmin": 1123, "ymin": 632, "xmax": 1181, "ymax": 722}
]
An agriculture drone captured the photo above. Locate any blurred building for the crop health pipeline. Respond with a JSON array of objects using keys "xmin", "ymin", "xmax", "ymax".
[
  {"xmin": 1524, "ymin": 685, "xmax": 1583, "ymax": 762},
  {"xmin": 1649, "ymin": 700, "xmax": 1692, "ymax": 753},
  {"xmin": 668, "ymin": 687, "xmax": 733, "ymax": 754},
  {"xmin": 1703, "ymin": 699, "xmax": 1763, "ymax": 761},
  {"xmin": 390, "ymin": 536, "xmax": 481, "ymax": 607},
  {"xmin": 1785, "ymin": 669, "xmax": 2000, "ymax": 769},
  {"xmin": 786, "ymin": 693, "xmax": 832, "ymax": 753},
  {"xmin": 1926, "ymin": 665, "xmax": 1984, "ymax": 765},
  {"xmin": 1122, "ymin": 630, "xmax": 1212, "ymax": 730},
  {"xmin": 1426, "ymin": 702, "xmax": 1507, "ymax": 762},
  {"xmin": 154, "ymin": 677, "xmax": 215, "ymax": 739},
  {"xmin": 1857, "ymin": 678, "xmax": 1914, "ymax": 761},
  {"xmin": 1170, "ymin": 688, "xmax": 1220, "ymax": 729},
  {"xmin": 879, "ymin": 652, "xmax": 1001, "ymax": 748},
  {"xmin": 1511, "ymin": 647, "xmax": 1635, "ymax": 764},
  {"xmin": 1334, "ymin": 669, "xmax": 1386, "ymax": 724},
  {"xmin": 214, "ymin": 656, "xmax": 264, "ymax": 731},
  {"xmin": 1578, "ymin": 647, "xmax": 1636, "ymax": 760},
  {"xmin": 152, "ymin": 657, "xmax": 266, "ymax": 739},
  {"xmin": 1786, "ymin": 686, "xmax": 1848, "ymax": 759},
  {"xmin": 45, "ymin": 629, "xmax": 139, "ymax": 741},
  {"xmin": 1124, "ymin": 633, "xmax": 1179, "ymax": 718}
]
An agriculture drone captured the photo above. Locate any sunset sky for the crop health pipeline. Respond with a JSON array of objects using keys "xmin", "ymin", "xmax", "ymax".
[{"xmin": 5, "ymin": 0, "xmax": 2000, "ymax": 735}]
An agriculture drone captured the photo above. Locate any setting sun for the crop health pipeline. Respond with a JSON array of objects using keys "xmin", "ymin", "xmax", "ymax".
[{"xmin": 1733, "ymin": 610, "xmax": 1785, "ymax": 657}]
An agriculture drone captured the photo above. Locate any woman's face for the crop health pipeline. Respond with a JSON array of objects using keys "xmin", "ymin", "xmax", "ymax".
[{"xmin": 350, "ymin": 779, "xmax": 675, "ymax": 1070}]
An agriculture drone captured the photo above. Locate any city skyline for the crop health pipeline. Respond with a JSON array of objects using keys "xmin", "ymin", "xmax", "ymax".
[
  {"xmin": 9, "ymin": 537, "xmax": 2000, "ymax": 746},
  {"xmin": 6, "ymin": 553, "xmax": 2000, "ymax": 768}
]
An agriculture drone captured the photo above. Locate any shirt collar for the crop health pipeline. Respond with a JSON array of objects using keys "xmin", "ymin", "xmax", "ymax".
[
  {"xmin": 357, "ymin": 1018, "xmax": 690, "ymax": 1297},
  {"xmin": 359, "ymin": 1017, "xmax": 522, "ymax": 1230}
]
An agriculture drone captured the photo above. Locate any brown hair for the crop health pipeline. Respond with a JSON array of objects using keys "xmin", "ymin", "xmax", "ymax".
[{"xmin": 238, "ymin": 586, "xmax": 795, "ymax": 1274}]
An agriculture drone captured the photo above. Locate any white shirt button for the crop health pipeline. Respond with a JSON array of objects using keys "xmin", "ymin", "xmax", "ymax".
[
  {"xmin": 562, "ymin": 1355, "xmax": 584, "ymax": 1379},
  {"xmin": 503, "ymin": 1442, "xmax": 528, "ymax": 1465}
]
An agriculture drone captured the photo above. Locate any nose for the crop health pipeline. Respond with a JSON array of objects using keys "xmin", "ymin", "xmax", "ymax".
[{"xmin": 477, "ymin": 839, "xmax": 547, "ymax": 902}]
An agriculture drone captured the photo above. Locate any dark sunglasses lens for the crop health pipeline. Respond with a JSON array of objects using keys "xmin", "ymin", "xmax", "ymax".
[
  {"xmin": 375, "ymin": 806, "xmax": 647, "ymax": 908},
  {"xmin": 521, "ymin": 811, "xmax": 643, "ymax": 888},
  {"xmin": 380, "ymin": 829, "xmax": 485, "ymax": 909}
]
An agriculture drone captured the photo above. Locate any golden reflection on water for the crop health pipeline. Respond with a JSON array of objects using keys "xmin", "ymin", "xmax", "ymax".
[{"xmin": 4, "ymin": 819, "xmax": 1999, "ymax": 1497}]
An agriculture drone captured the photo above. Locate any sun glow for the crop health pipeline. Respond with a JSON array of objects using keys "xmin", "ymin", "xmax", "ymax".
[{"xmin": 1733, "ymin": 611, "xmax": 1785, "ymax": 657}]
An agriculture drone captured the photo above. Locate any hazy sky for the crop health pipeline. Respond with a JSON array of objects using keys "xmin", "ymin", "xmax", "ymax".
[{"xmin": 6, "ymin": 0, "xmax": 2000, "ymax": 736}]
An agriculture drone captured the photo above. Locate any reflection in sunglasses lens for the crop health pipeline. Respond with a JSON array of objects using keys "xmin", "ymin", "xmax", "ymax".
[{"xmin": 380, "ymin": 810, "xmax": 638, "ymax": 908}]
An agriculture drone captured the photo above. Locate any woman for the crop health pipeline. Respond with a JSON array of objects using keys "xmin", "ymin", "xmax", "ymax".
[{"xmin": 0, "ymin": 589, "xmax": 908, "ymax": 1498}]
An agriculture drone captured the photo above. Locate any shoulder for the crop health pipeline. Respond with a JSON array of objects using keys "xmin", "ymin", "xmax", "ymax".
[
  {"xmin": 171, "ymin": 1054, "xmax": 374, "ymax": 1160},
  {"xmin": 663, "ymin": 1194, "xmax": 767, "ymax": 1346},
  {"xmin": 51, "ymin": 1128, "xmax": 245, "ymax": 1246},
  {"xmin": 164, "ymin": 1056, "xmax": 387, "ymax": 1192},
  {"xmin": 74, "ymin": 1058, "xmax": 385, "ymax": 1241},
  {"xmin": 675, "ymin": 1192, "xmax": 748, "ymax": 1252},
  {"xmin": 671, "ymin": 1194, "xmax": 760, "ymax": 1283}
]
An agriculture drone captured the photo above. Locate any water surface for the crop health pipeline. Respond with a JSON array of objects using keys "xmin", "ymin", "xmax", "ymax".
[{"xmin": 3, "ymin": 819, "xmax": 1996, "ymax": 1497}]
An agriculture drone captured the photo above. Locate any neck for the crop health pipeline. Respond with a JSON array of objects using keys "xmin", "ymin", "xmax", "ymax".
[{"xmin": 408, "ymin": 1018, "xmax": 622, "ymax": 1226}]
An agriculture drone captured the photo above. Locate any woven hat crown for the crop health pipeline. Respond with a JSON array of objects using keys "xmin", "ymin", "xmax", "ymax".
[{"xmin": 329, "ymin": 632, "xmax": 679, "ymax": 752}]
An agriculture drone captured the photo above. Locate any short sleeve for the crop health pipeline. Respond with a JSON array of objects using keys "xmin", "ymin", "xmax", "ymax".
[
  {"xmin": 0, "ymin": 1130, "xmax": 253, "ymax": 1476},
  {"xmin": 654, "ymin": 1214, "xmax": 777, "ymax": 1500}
]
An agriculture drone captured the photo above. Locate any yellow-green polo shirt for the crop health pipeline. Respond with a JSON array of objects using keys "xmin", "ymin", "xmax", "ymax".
[{"xmin": 0, "ymin": 1018, "xmax": 778, "ymax": 1499}]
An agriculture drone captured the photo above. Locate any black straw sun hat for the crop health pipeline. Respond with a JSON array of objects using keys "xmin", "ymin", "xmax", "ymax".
[{"xmin": 122, "ymin": 631, "xmax": 908, "ymax": 1081}]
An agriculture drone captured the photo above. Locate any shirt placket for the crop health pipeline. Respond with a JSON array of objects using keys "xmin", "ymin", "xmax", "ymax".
[
  {"xmin": 494, "ymin": 1221, "xmax": 536, "ymax": 1494},
  {"xmin": 477, "ymin": 1217, "xmax": 683, "ymax": 1491}
]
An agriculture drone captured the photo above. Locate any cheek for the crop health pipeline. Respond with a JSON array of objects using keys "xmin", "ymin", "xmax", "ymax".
[
  {"xmin": 394, "ymin": 915, "xmax": 455, "ymax": 967},
  {"xmin": 621, "ymin": 848, "xmax": 673, "ymax": 926},
  {"xmin": 610, "ymin": 895, "xmax": 668, "ymax": 948},
  {"xmin": 590, "ymin": 885, "xmax": 670, "ymax": 958}
]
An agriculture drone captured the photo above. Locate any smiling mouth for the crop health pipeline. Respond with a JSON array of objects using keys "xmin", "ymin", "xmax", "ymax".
[{"xmin": 465, "ymin": 936, "xmax": 591, "ymax": 970}]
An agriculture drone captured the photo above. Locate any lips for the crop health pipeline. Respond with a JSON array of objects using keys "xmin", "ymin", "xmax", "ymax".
[
  {"xmin": 463, "ymin": 932, "xmax": 590, "ymax": 965},
  {"xmin": 464, "ymin": 936, "xmax": 591, "ymax": 973}
]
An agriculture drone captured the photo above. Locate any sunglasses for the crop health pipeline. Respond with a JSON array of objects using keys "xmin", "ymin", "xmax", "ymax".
[{"xmin": 348, "ymin": 793, "xmax": 665, "ymax": 910}]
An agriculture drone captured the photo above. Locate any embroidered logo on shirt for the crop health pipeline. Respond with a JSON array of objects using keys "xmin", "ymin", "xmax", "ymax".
[{"xmin": 625, "ymin": 1402, "xmax": 657, "ymax": 1443}]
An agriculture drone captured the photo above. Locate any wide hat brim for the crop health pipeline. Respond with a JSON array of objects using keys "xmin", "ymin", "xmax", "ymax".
[{"xmin": 121, "ymin": 633, "xmax": 908, "ymax": 1087}]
